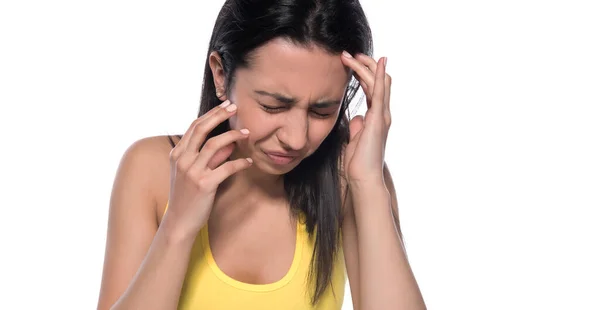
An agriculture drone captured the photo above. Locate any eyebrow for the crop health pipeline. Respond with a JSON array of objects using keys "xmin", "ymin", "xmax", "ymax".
[{"xmin": 254, "ymin": 90, "xmax": 341, "ymax": 108}]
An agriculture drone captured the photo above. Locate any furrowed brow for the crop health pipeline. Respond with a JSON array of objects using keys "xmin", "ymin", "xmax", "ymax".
[{"xmin": 254, "ymin": 90, "xmax": 341, "ymax": 107}]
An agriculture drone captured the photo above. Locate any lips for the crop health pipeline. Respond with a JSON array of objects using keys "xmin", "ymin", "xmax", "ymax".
[
  {"xmin": 263, "ymin": 150, "xmax": 298, "ymax": 165},
  {"xmin": 266, "ymin": 151, "xmax": 299, "ymax": 157}
]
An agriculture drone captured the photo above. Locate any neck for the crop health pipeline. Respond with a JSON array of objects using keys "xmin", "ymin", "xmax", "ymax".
[
  {"xmin": 212, "ymin": 147, "xmax": 288, "ymax": 214},
  {"xmin": 221, "ymin": 164, "xmax": 286, "ymax": 200}
]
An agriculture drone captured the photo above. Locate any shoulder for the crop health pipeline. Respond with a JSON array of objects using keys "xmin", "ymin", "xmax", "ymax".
[
  {"xmin": 124, "ymin": 134, "xmax": 177, "ymax": 158},
  {"xmin": 119, "ymin": 135, "xmax": 179, "ymax": 223},
  {"xmin": 120, "ymin": 135, "xmax": 174, "ymax": 172}
]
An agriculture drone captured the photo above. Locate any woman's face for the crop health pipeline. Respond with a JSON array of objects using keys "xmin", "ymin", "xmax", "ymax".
[{"xmin": 215, "ymin": 38, "xmax": 350, "ymax": 175}]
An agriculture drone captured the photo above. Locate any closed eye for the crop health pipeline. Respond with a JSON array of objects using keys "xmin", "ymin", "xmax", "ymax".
[
  {"xmin": 260, "ymin": 105, "xmax": 284, "ymax": 112},
  {"xmin": 260, "ymin": 105, "xmax": 334, "ymax": 119}
]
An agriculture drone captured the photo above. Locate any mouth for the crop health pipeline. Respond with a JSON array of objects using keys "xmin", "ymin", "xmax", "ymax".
[{"xmin": 262, "ymin": 151, "xmax": 298, "ymax": 165}]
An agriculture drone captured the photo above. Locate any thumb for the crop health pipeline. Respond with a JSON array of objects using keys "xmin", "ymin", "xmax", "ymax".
[{"xmin": 349, "ymin": 115, "xmax": 365, "ymax": 140}]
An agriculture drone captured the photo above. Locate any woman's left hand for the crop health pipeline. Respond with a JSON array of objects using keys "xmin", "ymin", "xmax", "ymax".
[{"xmin": 340, "ymin": 52, "xmax": 392, "ymax": 185}]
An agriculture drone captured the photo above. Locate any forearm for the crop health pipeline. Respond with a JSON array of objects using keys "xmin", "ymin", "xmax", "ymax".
[
  {"xmin": 351, "ymin": 181, "xmax": 425, "ymax": 310},
  {"xmin": 110, "ymin": 214, "xmax": 196, "ymax": 310}
]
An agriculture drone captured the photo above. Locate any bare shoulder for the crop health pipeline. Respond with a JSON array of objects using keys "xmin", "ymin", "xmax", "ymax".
[
  {"xmin": 119, "ymin": 134, "xmax": 179, "ymax": 224},
  {"xmin": 97, "ymin": 135, "xmax": 177, "ymax": 309}
]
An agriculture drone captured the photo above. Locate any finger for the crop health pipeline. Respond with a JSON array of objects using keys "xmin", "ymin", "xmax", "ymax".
[
  {"xmin": 186, "ymin": 100, "xmax": 238, "ymax": 153},
  {"xmin": 355, "ymin": 53, "xmax": 378, "ymax": 73},
  {"xmin": 209, "ymin": 157, "xmax": 254, "ymax": 185},
  {"xmin": 206, "ymin": 143, "xmax": 236, "ymax": 170},
  {"xmin": 355, "ymin": 54, "xmax": 391, "ymax": 113},
  {"xmin": 344, "ymin": 116, "xmax": 365, "ymax": 169},
  {"xmin": 384, "ymin": 73, "xmax": 392, "ymax": 120},
  {"xmin": 371, "ymin": 57, "xmax": 386, "ymax": 114},
  {"xmin": 192, "ymin": 128, "xmax": 250, "ymax": 170},
  {"xmin": 349, "ymin": 115, "xmax": 364, "ymax": 140},
  {"xmin": 174, "ymin": 100, "xmax": 231, "ymax": 157},
  {"xmin": 354, "ymin": 71, "xmax": 369, "ymax": 93},
  {"xmin": 341, "ymin": 52, "xmax": 375, "ymax": 92},
  {"xmin": 355, "ymin": 75, "xmax": 371, "ymax": 108}
]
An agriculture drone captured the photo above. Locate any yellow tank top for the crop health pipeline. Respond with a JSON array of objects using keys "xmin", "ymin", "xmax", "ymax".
[{"xmin": 164, "ymin": 201, "xmax": 346, "ymax": 309}]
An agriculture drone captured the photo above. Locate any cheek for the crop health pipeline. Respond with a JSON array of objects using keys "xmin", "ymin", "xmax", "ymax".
[
  {"xmin": 228, "ymin": 105, "xmax": 273, "ymax": 142},
  {"xmin": 228, "ymin": 103, "xmax": 256, "ymax": 130},
  {"xmin": 307, "ymin": 120, "xmax": 337, "ymax": 151}
]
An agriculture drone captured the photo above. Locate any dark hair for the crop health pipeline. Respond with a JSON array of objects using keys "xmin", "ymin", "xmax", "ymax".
[{"xmin": 168, "ymin": 0, "xmax": 372, "ymax": 305}]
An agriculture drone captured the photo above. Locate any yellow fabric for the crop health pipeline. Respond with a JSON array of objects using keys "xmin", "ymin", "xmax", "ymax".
[{"xmin": 164, "ymin": 201, "xmax": 346, "ymax": 310}]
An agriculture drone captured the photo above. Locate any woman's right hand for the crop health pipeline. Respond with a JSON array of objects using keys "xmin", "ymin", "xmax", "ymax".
[{"xmin": 163, "ymin": 100, "xmax": 252, "ymax": 240}]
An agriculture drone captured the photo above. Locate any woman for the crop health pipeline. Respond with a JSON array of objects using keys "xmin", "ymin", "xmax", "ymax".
[{"xmin": 97, "ymin": 0, "xmax": 425, "ymax": 309}]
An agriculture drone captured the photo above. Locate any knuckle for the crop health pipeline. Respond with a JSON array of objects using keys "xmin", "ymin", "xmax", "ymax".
[
  {"xmin": 192, "ymin": 119, "xmax": 209, "ymax": 134},
  {"xmin": 183, "ymin": 169, "xmax": 196, "ymax": 182},
  {"xmin": 175, "ymin": 157, "xmax": 188, "ymax": 171},
  {"xmin": 186, "ymin": 119, "xmax": 202, "ymax": 134},
  {"xmin": 195, "ymin": 177, "xmax": 213, "ymax": 191},
  {"xmin": 203, "ymin": 137, "xmax": 217, "ymax": 150},
  {"xmin": 169, "ymin": 147, "xmax": 180, "ymax": 161}
]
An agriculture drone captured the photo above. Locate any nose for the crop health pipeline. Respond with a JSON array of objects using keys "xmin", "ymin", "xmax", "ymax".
[{"xmin": 277, "ymin": 112, "xmax": 309, "ymax": 151}]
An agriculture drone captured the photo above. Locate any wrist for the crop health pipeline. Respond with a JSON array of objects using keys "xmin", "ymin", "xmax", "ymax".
[
  {"xmin": 159, "ymin": 212, "xmax": 201, "ymax": 246},
  {"xmin": 348, "ymin": 173, "xmax": 385, "ymax": 187},
  {"xmin": 349, "ymin": 175, "xmax": 386, "ymax": 193},
  {"xmin": 349, "ymin": 180, "xmax": 390, "ymax": 205}
]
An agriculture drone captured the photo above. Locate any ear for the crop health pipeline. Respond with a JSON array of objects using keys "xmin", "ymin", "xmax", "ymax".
[{"xmin": 209, "ymin": 51, "xmax": 227, "ymax": 100}]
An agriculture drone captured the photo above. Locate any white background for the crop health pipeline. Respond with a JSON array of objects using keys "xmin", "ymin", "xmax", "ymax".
[{"xmin": 1, "ymin": 0, "xmax": 599, "ymax": 309}]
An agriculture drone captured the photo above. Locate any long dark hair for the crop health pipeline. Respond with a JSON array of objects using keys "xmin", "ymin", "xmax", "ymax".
[{"xmin": 168, "ymin": 0, "xmax": 373, "ymax": 305}]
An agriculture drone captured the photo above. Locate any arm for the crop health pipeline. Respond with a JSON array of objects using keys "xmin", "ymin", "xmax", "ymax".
[
  {"xmin": 343, "ymin": 162, "xmax": 425, "ymax": 310},
  {"xmin": 384, "ymin": 162, "xmax": 401, "ymax": 239},
  {"xmin": 97, "ymin": 137, "xmax": 194, "ymax": 310}
]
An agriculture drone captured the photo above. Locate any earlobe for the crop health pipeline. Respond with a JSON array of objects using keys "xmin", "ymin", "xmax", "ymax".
[{"xmin": 209, "ymin": 51, "xmax": 228, "ymax": 100}]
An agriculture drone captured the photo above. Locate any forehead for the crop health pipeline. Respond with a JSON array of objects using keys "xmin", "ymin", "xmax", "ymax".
[{"xmin": 235, "ymin": 38, "xmax": 350, "ymax": 100}]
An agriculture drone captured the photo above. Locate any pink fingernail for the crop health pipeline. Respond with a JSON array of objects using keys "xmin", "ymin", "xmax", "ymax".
[
  {"xmin": 219, "ymin": 100, "xmax": 231, "ymax": 108},
  {"xmin": 342, "ymin": 51, "xmax": 353, "ymax": 58},
  {"xmin": 240, "ymin": 128, "xmax": 249, "ymax": 134},
  {"xmin": 226, "ymin": 104, "xmax": 237, "ymax": 112},
  {"xmin": 383, "ymin": 57, "xmax": 387, "ymax": 67}
]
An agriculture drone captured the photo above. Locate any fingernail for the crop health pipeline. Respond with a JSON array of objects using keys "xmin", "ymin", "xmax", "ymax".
[
  {"xmin": 342, "ymin": 51, "xmax": 353, "ymax": 58},
  {"xmin": 226, "ymin": 104, "xmax": 237, "ymax": 112},
  {"xmin": 246, "ymin": 158, "xmax": 253, "ymax": 164},
  {"xmin": 219, "ymin": 100, "xmax": 231, "ymax": 108},
  {"xmin": 240, "ymin": 128, "xmax": 249, "ymax": 134},
  {"xmin": 383, "ymin": 57, "xmax": 388, "ymax": 67}
]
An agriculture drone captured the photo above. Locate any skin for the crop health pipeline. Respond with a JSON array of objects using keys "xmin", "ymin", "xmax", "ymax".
[
  {"xmin": 209, "ymin": 37, "xmax": 349, "ymax": 209},
  {"xmin": 341, "ymin": 52, "xmax": 426, "ymax": 309},
  {"xmin": 97, "ymin": 37, "xmax": 425, "ymax": 309},
  {"xmin": 203, "ymin": 38, "xmax": 351, "ymax": 287}
]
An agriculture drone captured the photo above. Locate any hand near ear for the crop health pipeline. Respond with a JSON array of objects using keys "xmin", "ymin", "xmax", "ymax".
[{"xmin": 341, "ymin": 53, "xmax": 392, "ymax": 185}]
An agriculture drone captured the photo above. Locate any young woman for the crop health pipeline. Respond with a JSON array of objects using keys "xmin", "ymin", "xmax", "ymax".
[{"xmin": 97, "ymin": 0, "xmax": 425, "ymax": 309}]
